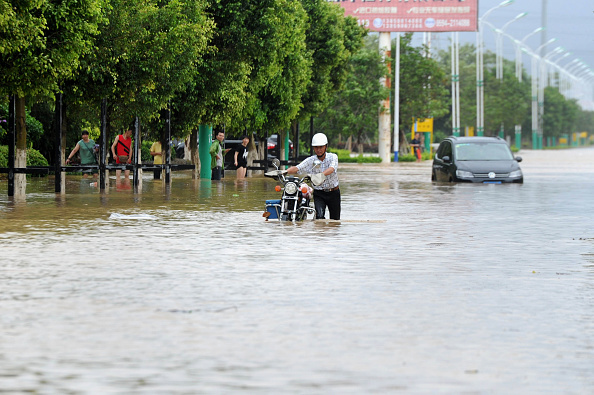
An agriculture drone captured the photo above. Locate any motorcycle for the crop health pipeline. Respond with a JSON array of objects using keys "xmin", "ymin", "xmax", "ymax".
[{"xmin": 263, "ymin": 158, "xmax": 324, "ymax": 221}]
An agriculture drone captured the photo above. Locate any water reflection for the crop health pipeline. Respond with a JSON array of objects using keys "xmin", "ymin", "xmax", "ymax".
[{"xmin": 1, "ymin": 148, "xmax": 594, "ymax": 393}]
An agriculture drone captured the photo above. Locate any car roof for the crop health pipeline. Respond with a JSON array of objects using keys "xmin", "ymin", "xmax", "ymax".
[{"xmin": 445, "ymin": 136, "xmax": 507, "ymax": 144}]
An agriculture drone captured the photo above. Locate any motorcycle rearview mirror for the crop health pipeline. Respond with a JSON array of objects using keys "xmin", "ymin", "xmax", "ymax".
[
  {"xmin": 313, "ymin": 159, "xmax": 322, "ymax": 168},
  {"xmin": 272, "ymin": 158, "xmax": 281, "ymax": 169}
]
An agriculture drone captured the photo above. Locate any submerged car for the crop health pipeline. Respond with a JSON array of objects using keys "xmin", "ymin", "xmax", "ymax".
[{"xmin": 432, "ymin": 136, "xmax": 523, "ymax": 183}]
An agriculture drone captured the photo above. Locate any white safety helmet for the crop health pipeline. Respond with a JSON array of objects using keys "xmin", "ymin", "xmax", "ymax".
[{"xmin": 311, "ymin": 133, "xmax": 328, "ymax": 147}]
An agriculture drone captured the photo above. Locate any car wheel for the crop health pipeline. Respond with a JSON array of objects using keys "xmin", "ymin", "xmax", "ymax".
[{"xmin": 431, "ymin": 171, "xmax": 436, "ymax": 182}]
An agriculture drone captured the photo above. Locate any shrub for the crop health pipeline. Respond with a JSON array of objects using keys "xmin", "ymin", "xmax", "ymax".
[
  {"xmin": 398, "ymin": 154, "xmax": 417, "ymax": 162},
  {"xmin": 27, "ymin": 148, "xmax": 49, "ymax": 167},
  {"xmin": 330, "ymin": 148, "xmax": 383, "ymax": 163},
  {"xmin": 0, "ymin": 145, "xmax": 6, "ymax": 167},
  {"xmin": 340, "ymin": 155, "xmax": 382, "ymax": 163},
  {"xmin": 141, "ymin": 140, "xmax": 152, "ymax": 162},
  {"xmin": 0, "ymin": 145, "xmax": 49, "ymax": 176}
]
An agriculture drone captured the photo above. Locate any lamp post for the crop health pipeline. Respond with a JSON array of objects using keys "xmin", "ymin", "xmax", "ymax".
[
  {"xmin": 538, "ymin": 45, "xmax": 562, "ymax": 149},
  {"xmin": 476, "ymin": 0, "xmax": 514, "ymax": 137},
  {"xmin": 516, "ymin": 27, "xmax": 544, "ymax": 82},
  {"xmin": 548, "ymin": 52, "xmax": 570, "ymax": 87},
  {"xmin": 525, "ymin": 38, "xmax": 555, "ymax": 150},
  {"xmin": 496, "ymin": 12, "xmax": 527, "ymax": 80},
  {"xmin": 557, "ymin": 59, "xmax": 579, "ymax": 96}
]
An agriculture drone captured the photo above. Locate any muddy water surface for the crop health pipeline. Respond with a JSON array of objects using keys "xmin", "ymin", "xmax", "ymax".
[{"xmin": 1, "ymin": 148, "xmax": 594, "ymax": 393}]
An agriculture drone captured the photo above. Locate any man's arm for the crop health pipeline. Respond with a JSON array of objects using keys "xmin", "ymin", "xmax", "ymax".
[
  {"xmin": 323, "ymin": 167, "xmax": 335, "ymax": 176},
  {"xmin": 287, "ymin": 166, "xmax": 299, "ymax": 174},
  {"xmin": 111, "ymin": 135, "xmax": 119, "ymax": 158},
  {"xmin": 323, "ymin": 154, "xmax": 338, "ymax": 176}
]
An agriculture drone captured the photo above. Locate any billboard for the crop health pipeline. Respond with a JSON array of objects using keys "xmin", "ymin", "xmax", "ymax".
[{"xmin": 332, "ymin": 0, "xmax": 478, "ymax": 33}]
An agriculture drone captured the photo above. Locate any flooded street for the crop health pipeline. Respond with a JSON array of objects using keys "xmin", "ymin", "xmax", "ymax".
[{"xmin": 1, "ymin": 148, "xmax": 594, "ymax": 393}]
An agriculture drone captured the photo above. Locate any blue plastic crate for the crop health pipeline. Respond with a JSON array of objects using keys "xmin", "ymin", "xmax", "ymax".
[{"xmin": 265, "ymin": 199, "xmax": 281, "ymax": 219}]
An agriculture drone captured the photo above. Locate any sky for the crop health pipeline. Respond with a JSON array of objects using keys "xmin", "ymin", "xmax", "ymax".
[{"xmin": 407, "ymin": 0, "xmax": 594, "ymax": 75}]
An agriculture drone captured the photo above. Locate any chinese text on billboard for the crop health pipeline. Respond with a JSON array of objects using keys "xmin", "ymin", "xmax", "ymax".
[{"xmin": 330, "ymin": 0, "xmax": 478, "ymax": 33}]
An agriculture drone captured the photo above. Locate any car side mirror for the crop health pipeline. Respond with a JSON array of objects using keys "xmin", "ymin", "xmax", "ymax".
[
  {"xmin": 515, "ymin": 156, "xmax": 522, "ymax": 163},
  {"xmin": 442, "ymin": 155, "xmax": 451, "ymax": 162}
]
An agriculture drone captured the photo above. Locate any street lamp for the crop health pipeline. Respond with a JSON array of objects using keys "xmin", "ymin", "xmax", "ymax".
[
  {"xmin": 537, "ymin": 45, "xmax": 562, "ymax": 149},
  {"xmin": 516, "ymin": 27, "xmax": 544, "ymax": 81},
  {"xmin": 476, "ymin": 0, "xmax": 514, "ymax": 136},
  {"xmin": 548, "ymin": 52, "xmax": 570, "ymax": 87},
  {"xmin": 496, "ymin": 12, "xmax": 527, "ymax": 80}
]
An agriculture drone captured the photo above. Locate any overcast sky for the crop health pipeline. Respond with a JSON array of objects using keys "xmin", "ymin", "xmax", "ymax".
[{"xmin": 407, "ymin": 0, "xmax": 594, "ymax": 75}]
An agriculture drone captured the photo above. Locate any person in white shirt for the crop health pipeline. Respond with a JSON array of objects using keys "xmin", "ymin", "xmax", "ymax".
[{"xmin": 287, "ymin": 133, "xmax": 340, "ymax": 220}]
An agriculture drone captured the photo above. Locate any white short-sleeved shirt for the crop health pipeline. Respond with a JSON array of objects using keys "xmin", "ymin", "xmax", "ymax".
[{"xmin": 296, "ymin": 153, "xmax": 339, "ymax": 190}]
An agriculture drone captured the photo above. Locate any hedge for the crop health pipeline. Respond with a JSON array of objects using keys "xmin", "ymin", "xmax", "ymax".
[{"xmin": 0, "ymin": 145, "xmax": 50, "ymax": 176}]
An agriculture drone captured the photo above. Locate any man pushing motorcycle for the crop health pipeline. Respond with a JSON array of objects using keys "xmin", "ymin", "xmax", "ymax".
[{"xmin": 287, "ymin": 133, "xmax": 340, "ymax": 220}]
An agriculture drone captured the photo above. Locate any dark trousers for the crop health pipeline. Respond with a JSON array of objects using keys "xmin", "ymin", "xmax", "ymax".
[
  {"xmin": 153, "ymin": 169, "xmax": 161, "ymax": 180},
  {"xmin": 313, "ymin": 188, "xmax": 341, "ymax": 220},
  {"xmin": 212, "ymin": 166, "xmax": 222, "ymax": 180}
]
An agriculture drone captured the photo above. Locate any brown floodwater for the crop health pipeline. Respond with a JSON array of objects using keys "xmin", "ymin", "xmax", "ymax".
[{"xmin": 1, "ymin": 148, "xmax": 594, "ymax": 393}]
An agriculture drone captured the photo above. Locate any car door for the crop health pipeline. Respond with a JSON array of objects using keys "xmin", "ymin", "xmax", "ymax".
[
  {"xmin": 440, "ymin": 141, "xmax": 454, "ymax": 181},
  {"xmin": 433, "ymin": 141, "xmax": 452, "ymax": 182}
]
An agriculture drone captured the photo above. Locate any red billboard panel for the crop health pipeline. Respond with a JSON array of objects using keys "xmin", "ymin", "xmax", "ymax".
[{"xmin": 332, "ymin": 0, "xmax": 478, "ymax": 33}]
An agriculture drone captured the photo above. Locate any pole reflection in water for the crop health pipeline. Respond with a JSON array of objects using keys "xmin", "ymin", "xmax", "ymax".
[{"xmin": 1, "ymin": 148, "xmax": 594, "ymax": 393}]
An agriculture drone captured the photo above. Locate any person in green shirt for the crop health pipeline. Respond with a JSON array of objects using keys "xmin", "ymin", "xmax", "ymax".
[
  {"xmin": 66, "ymin": 130, "xmax": 98, "ymax": 178},
  {"xmin": 209, "ymin": 130, "xmax": 230, "ymax": 180}
]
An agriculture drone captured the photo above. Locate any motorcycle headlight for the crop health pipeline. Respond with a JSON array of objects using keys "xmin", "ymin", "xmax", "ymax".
[
  {"xmin": 456, "ymin": 170, "xmax": 474, "ymax": 178},
  {"xmin": 284, "ymin": 182, "xmax": 298, "ymax": 194},
  {"xmin": 509, "ymin": 169, "xmax": 523, "ymax": 178}
]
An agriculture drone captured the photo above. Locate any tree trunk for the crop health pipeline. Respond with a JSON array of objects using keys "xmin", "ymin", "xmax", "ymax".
[
  {"xmin": 15, "ymin": 96, "xmax": 27, "ymax": 197},
  {"xmin": 190, "ymin": 128, "xmax": 199, "ymax": 179},
  {"xmin": 345, "ymin": 135, "xmax": 352, "ymax": 152},
  {"xmin": 246, "ymin": 134, "xmax": 258, "ymax": 177},
  {"xmin": 357, "ymin": 132, "xmax": 363, "ymax": 155}
]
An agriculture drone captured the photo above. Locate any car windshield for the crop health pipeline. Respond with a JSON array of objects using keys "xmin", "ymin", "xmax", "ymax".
[{"xmin": 455, "ymin": 142, "xmax": 513, "ymax": 161}]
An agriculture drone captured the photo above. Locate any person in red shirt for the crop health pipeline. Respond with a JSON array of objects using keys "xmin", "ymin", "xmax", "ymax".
[{"xmin": 111, "ymin": 128, "xmax": 133, "ymax": 180}]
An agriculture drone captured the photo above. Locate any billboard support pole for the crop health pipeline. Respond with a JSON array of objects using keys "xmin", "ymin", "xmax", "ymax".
[
  {"xmin": 378, "ymin": 32, "xmax": 391, "ymax": 163},
  {"xmin": 393, "ymin": 33, "xmax": 400, "ymax": 162}
]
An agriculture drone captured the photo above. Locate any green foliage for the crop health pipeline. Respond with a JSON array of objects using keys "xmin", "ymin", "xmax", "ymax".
[
  {"xmin": 395, "ymin": 33, "xmax": 449, "ymax": 135},
  {"xmin": 398, "ymin": 154, "xmax": 417, "ymax": 162},
  {"xmin": 141, "ymin": 140, "xmax": 152, "ymax": 162},
  {"xmin": 26, "ymin": 147, "xmax": 50, "ymax": 167},
  {"xmin": 317, "ymin": 35, "xmax": 388, "ymax": 150},
  {"xmin": 0, "ymin": 145, "xmax": 49, "ymax": 168},
  {"xmin": 70, "ymin": 0, "xmax": 215, "ymax": 133},
  {"xmin": 543, "ymin": 87, "xmax": 579, "ymax": 138},
  {"xmin": 330, "ymin": 148, "xmax": 381, "ymax": 163},
  {"xmin": 0, "ymin": 0, "xmax": 103, "ymax": 98},
  {"xmin": 398, "ymin": 151, "xmax": 431, "ymax": 162},
  {"xmin": 340, "ymin": 155, "xmax": 382, "ymax": 163},
  {"xmin": 0, "ymin": 103, "xmax": 44, "ymax": 147},
  {"xmin": 298, "ymin": 0, "xmax": 366, "ymax": 119},
  {"xmin": 251, "ymin": 0, "xmax": 312, "ymax": 134},
  {"xmin": 330, "ymin": 148, "xmax": 351, "ymax": 158}
]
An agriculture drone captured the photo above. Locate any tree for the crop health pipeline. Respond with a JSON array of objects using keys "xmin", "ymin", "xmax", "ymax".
[
  {"xmin": 0, "ymin": 0, "xmax": 103, "ymax": 194},
  {"xmin": 0, "ymin": 0, "xmax": 103, "ymax": 98},
  {"xmin": 316, "ymin": 35, "xmax": 389, "ymax": 152},
  {"xmin": 297, "ymin": 0, "xmax": 365, "ymax": 119},
  {"xmin": 435, "ymin": 45, "xmax": 531, "ymax": 140},
  {"xmin": 482, "ymin": 54, "xmax": 530, "ymax": 135},
  {"xmin": 543, "ymin": 86, "xmax": 579, "ymax": 138},
  {"xmin": 394, "ymin": 33, "xmax": 449, "ymax": 141},
  {"xmin": 435, "ymin": 43, "xmax": 477, "ymax": 135},
  {"xmin": 70, "ymin": 0, "xmax": 214, "ymax": 133}
]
